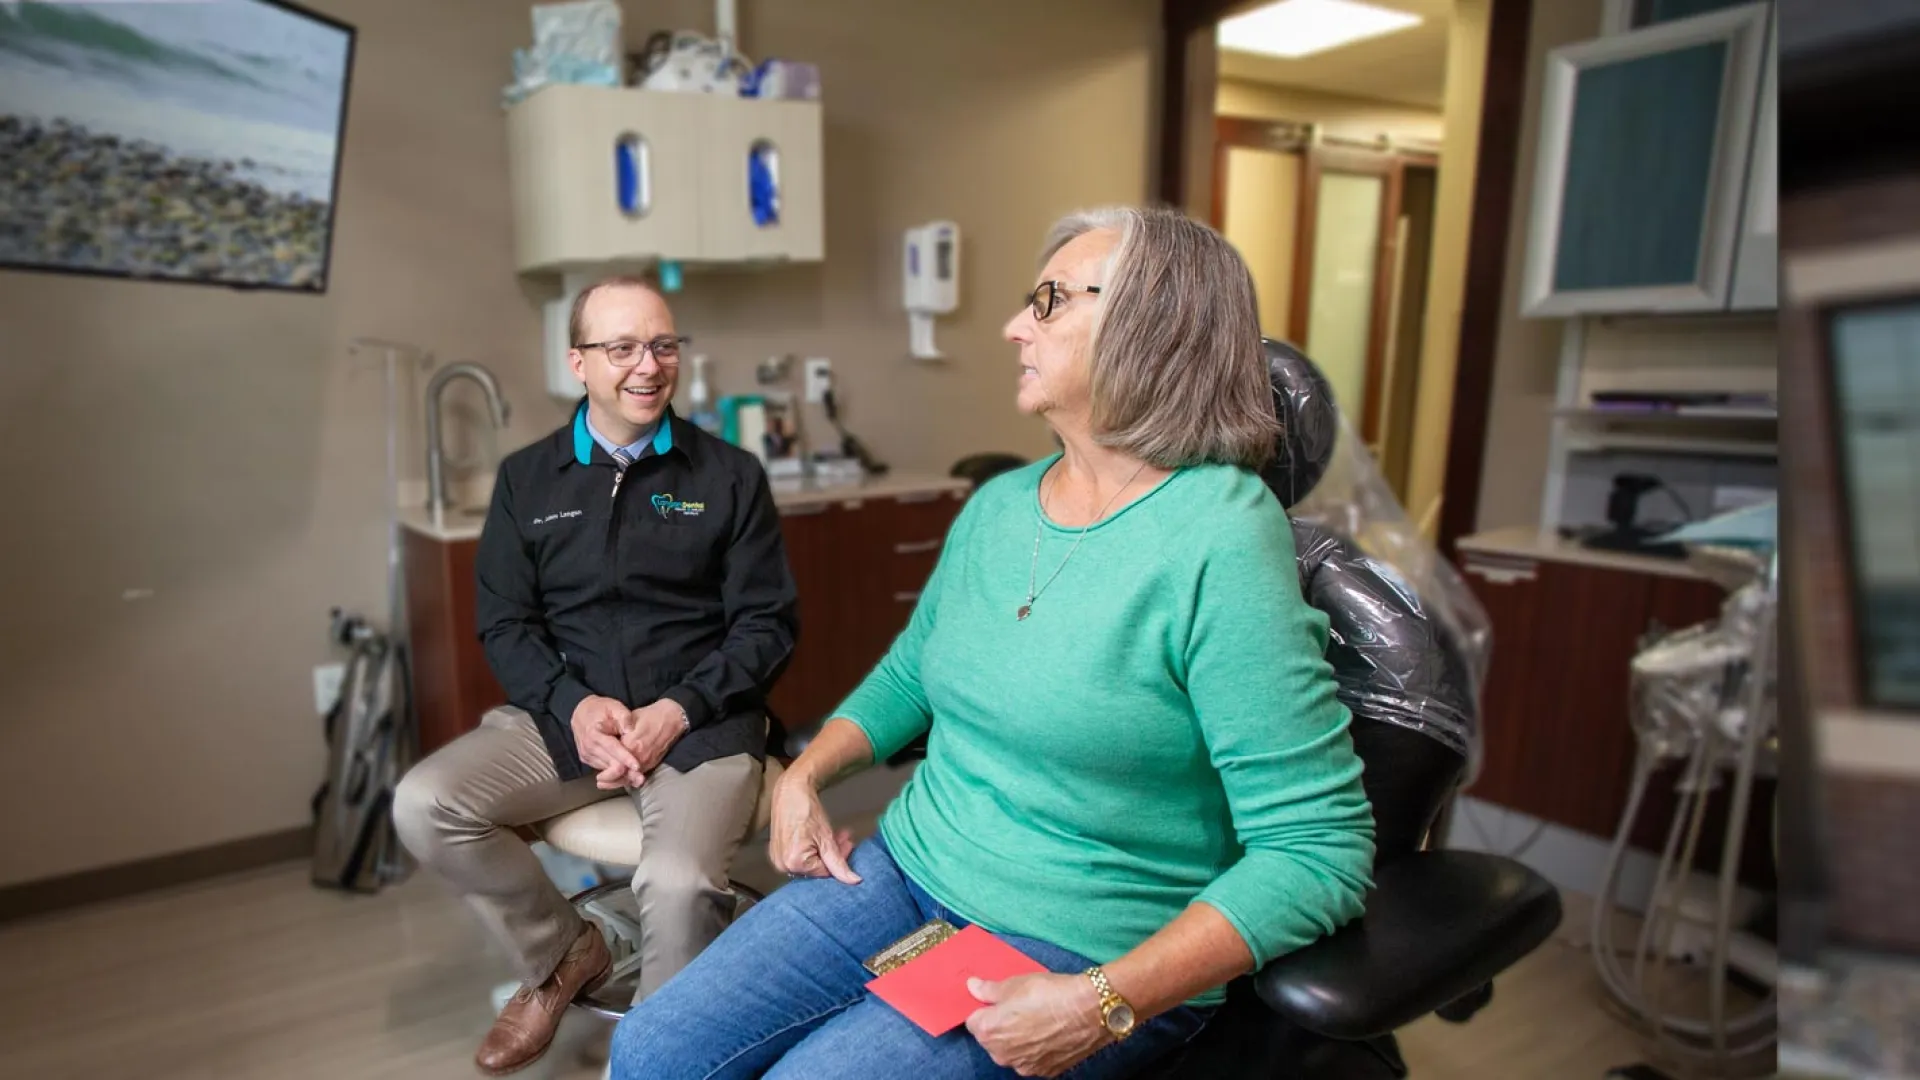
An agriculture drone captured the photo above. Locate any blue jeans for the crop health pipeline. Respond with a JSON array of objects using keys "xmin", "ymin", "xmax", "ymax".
[{"xmin": 610, "ymin": 837, "xmax": 1214, "ymax": 1080}]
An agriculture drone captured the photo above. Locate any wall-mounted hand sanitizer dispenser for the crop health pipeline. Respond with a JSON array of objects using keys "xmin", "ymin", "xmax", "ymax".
[{"xmin": 903, "ymin": 221, "xmax": 958, "ymax": 360}]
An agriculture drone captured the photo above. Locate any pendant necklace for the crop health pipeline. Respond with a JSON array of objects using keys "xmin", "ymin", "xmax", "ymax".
[{"xmin": 1019, "ymin": 460, "xmax": 1149, "ymax": 621}]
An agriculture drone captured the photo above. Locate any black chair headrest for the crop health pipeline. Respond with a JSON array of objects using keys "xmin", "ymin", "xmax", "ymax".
[{"xmin": 1258, "ymin": 338, "xmax": 1340, "ymax": 510}]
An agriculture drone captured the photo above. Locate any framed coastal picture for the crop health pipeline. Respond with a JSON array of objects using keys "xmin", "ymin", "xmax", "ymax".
[{"xmin": 0, "ymin": 0, "xmax": 355, "ymax": 292}]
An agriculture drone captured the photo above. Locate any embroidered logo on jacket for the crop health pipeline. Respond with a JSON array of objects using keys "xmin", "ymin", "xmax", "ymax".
[{"xmin": 650, "ymin": 493, "xmax": 706, "ymax": 519}]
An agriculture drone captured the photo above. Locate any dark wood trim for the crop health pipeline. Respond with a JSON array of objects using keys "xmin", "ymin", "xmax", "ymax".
[
  {"xmin": 1159, "ymin": 0, "xmax": 1262, "ymax": 205},
  {"xmin": 1211, "ymin": 139, "xmax": 1227, "ymax": 228},
  {"xmin": 1214, "ymin": 115, "xmax": 1309, "ymax": 154},
  {"xmin": 1780, "ymin": 298, "xmax": 1860, "ymax": 712},
  {"xmin": 0, "ymin": 826, "xmax": 313, "ymax": 925},
  {"xmin": 1211, "ymin": 117, "xmax": 1309, "ymax": 228},
  {"xmin": 1363, "ymin": 159, "xmax": 1408, "ymax": 445},
  {"xmin": 1157, "ymin": 7, "xmax": 1186, "ymax": 203},
  {"xmin": 1288, "ymin": 150, "xmax": 1322, "ymax": 343},
  {"xmin": 1437, "ymin": 0, "xmax": 1535, "ymax": 558},
  {"xmin": 1775, "ymin": 173, "xmax": 1920, "ymax": 710}
]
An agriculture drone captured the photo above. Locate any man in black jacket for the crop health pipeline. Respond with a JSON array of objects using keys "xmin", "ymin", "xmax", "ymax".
[{"xmin": 393, "ymin": 277, "xmax": 798, "ymax": 1076}]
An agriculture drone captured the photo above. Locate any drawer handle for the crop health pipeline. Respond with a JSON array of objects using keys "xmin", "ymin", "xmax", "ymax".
[
  {"xmin": 894, "ymin": 492, "xmax": 941, "ymax": 504},
  {"xmin": 1463, "ymin": 560, "xmax": 1537, "ymax": 585},
  {"xmin": 893, "ymin": 539, "xmax": 941, "ymax": 555},
  {"xmin": 779, "ymin": 503, "xmax": 828, "ymax": 517},
  {"xmin": 892, "ymin": 591, "xmax": 921, "ymax": 603}
]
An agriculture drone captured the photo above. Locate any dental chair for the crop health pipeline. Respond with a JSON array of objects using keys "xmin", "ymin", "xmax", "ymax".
[{"xmin": 1151, "ymin": 339, "xmax": 1562, "ymax": 1078}]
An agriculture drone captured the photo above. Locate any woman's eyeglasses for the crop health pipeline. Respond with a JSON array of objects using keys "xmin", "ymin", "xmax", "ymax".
[
  {"xmin": 575, "ymin": 335, "xmax": 690, "ymax": 367},
  {"xmin": 1024, "ymin": 281, "xmax": 1102, "ymax": 321}
]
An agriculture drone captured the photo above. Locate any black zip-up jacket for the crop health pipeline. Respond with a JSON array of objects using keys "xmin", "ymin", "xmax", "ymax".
[{"xmin": 474, "ymin": 404, "xmax": 798, "ymax": 781}]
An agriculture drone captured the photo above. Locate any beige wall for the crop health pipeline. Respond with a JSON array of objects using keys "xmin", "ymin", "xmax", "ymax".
[
  {"xmin": 0, "ymin": 0, "xmax": 1158, "ymax": 887},
  {"xmin": 1469, "ymin": 0, "xmax": 1780, "ymax": 532},
  {"xmin": 1216, "ymin": 78, "xmax": 1445, "ymax": 144}
]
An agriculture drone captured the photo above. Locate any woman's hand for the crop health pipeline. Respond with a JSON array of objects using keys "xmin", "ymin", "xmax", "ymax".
[
  {"xmin": 767, "ymin": 771, "xmax": 861, "ymax": 884},
  {"xmin": 964, "ymin": 973, "xmax": 1109, "ymax": 1078}
]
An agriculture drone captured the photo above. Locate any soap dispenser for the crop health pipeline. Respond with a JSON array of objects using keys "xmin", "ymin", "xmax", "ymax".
[{"xmin": 687, "ymin": 354, "xmax": 722, "ymax": 437}]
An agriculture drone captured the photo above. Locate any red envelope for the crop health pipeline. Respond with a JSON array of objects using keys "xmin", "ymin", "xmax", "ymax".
[{"xmin": 865, "ymin": 924, "xmax": 1049, "ymax": 1036}]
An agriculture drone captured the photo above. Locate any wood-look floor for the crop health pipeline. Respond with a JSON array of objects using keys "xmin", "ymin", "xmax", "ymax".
[{"xmin": 0, "ymin": 844, "xmax": 1776, "ymax": 1080}]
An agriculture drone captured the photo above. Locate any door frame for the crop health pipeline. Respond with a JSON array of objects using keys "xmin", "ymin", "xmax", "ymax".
[
  {"xmin": 1290, "ymin": 144, "xmax": 1437, "ymax": 445},
  {"xmin": 1159, "ymin": 0, "xmax": 1536, "ymax": 555},
  {"xmin": 1210, "ymin": 117, "xmax": 1438, "ymax": 445},
  {"xmin": 1209, "ymin": 115, "xmax": 1309, "ymax": 227}
]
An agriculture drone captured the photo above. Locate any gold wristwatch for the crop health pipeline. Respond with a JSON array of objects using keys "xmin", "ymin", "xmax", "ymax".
[{"xmin": 1084, "ymin": 967, "xmax": 1137, "ymax": 1042}]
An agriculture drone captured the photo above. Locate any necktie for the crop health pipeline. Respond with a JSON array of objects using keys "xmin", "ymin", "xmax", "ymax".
[{"xmin": 610, "ymin": 447, "xmax": 634, "ymax": 500}]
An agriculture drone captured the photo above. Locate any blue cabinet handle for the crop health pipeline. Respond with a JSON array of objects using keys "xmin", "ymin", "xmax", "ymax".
[
  {"xmin": 749, "ymin": 139, "xmax": 780, "ymax": 227},
  {"xmin": 615, "ymin": 134, "xmax": 652, "ymax": 218}
]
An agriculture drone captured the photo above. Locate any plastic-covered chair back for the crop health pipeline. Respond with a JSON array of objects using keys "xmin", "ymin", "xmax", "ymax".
[{"xmin": 1259, "ymin": 339, "xmax": 1491, "ymax": 857}]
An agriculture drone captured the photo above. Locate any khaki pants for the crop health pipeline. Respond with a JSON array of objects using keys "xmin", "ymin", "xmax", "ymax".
[{"xmin": 392, "ymin": 707, "xmax": 761, "ymax": 1001}]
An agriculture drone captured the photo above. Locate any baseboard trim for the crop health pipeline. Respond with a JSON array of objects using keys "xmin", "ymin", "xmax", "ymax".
[{"xmin": 0, "ymin": 826, "xmax": 314, "ymax": 925}]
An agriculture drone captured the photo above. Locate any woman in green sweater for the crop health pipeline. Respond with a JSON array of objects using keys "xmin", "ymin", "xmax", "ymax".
[{"xmin": 610, "ymin": 206, "xmax": 1375, "ymax": 1080}]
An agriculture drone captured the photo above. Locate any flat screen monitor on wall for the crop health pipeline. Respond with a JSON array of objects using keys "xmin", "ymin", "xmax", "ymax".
[{"xmin": 0, "ymin": 0, "xmax": 355, "ymax": 293}]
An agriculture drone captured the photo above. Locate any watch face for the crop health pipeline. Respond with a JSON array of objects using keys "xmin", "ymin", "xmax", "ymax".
[{"xmin": 1106, "ymin": 1004, "xmax": 1136, "ymax": 1034}]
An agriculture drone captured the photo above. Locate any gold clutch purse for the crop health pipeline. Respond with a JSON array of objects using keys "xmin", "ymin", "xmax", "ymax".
[{"xmin": 863, "ymin": 919, "xmax": 960, "ymax": 977}]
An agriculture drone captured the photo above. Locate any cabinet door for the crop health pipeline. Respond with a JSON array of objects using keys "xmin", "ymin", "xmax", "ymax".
[
  {"xmin": 1525, "ymin": 562, "xmax": 1659, "ymax": 837},
  {"xmin": 698, "ymin": 97, "xmax": 825, "ymax": 263},
  {"xmin": 764, "ymin": 493, "xmax": 962, "ymax": 738},
  {"xmin": 1519, "ymin": 3, "xmax": 1770, "ymax": 316},
  {"xmin": 860, "ymin": 492, "xmax": 964, "ymax": 649},
  {"xmin": 405, "ymin": 532, "xmax": 506, "ymax": 758},
  {"xmin": 1728, "ymin": 6, "xmax": 1777, "ymax": 311},
  {"xmin": 1459, "ymin": 556, "xmax": 1545, "ymax": 814},
  {"xmin": 766, "ymin": 504, "xmax": 851, "ymax": 735},
  {"xmin": 1463, "ymin": 556, "xmax": 1661, "ymax": 836},
  {"xmin": 505, "ymin": 86, "xmax": 704, "ymax": 272}
]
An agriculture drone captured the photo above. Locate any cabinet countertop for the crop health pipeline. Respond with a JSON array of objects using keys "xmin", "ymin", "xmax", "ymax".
[
  {"xmin": 399, "ymin": 471, "xmax": 971, "ymax": 543},
  {"xmin": 1457, "ymin": 525, "xmax": 1716, "ymax": 582},
  {"xmin": 769, "ymin": 471, "xmax": 969, "ymax": 512}
]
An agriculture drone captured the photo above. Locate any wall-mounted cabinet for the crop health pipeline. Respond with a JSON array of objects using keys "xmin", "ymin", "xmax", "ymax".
[
  {"xmin": 1520, "ymin": 3, "xmax": 1775, "ymax": 317},
  {"xmin": 699, "ymin": 96, "xmax": 825, "ymax": 263},
  {"xmin": 505, "ymin": 85, "xmax": 824, "ymax": 274}
]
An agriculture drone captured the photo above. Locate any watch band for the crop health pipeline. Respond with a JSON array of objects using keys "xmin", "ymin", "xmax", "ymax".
[{"xmin": 1084, "ymin": 966, "xmax": 1136, "ymax": 1041}]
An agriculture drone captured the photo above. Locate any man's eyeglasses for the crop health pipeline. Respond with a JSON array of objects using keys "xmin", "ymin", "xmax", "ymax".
[
  {"xmin": 575, "ymin": 335, "xmax": 690, "ymax": 367},
  {"xmin": 1024, "ymin": 281, "xmax": 1102, "ymax": 322}
]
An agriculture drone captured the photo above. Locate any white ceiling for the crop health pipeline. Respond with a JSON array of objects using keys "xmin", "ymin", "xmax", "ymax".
[{"xmin": 1217, "ymin": 0, "xmax": 1453, "ymax": 110}]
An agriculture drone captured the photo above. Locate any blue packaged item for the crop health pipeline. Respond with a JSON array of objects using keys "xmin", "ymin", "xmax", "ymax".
[{"xmin": 748, "ymin": 145, "xmax": 780, "ymax": 227}]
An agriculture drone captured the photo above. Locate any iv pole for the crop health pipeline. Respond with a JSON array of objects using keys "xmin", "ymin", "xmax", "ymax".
[{"xmin": 346, "ymin": 337, "xmax": 431, "ymax": 646}]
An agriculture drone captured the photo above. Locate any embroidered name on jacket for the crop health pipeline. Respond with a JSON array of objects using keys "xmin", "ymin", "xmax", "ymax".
[
  {"xmin": 651, "ymin": 493, "xmax": 707, "ymax": 519},
  {"xmin": 531, "ymin": 510, "xmax": 584, "ymax": 526}
]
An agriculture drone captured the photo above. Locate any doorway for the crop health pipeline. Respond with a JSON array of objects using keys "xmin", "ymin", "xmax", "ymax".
[{"xmin": 1214, "ymin": 119, "xmax": 1439, "ymax": 501}]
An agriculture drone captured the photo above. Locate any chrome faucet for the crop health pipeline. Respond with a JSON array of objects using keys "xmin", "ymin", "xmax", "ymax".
[{"xmin": 425, "ymin": 361, "xmax": 510, "ymax": 521}]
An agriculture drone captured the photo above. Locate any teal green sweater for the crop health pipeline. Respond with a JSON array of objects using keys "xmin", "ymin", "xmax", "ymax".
[{"xmin": 837, "ymin": 458, "xmax": 1375, "ymax": 1007}]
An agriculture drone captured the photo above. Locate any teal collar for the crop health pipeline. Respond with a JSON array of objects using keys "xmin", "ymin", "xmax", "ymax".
[{"xmin": 573, "ymin": 403, "xmax": 674, "ymax": 466}]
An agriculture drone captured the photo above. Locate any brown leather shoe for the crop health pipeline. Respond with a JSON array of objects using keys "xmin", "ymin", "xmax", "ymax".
[{"xmin": 474, "ymin": 927, "xmax": 612, "ymax": 1076}]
